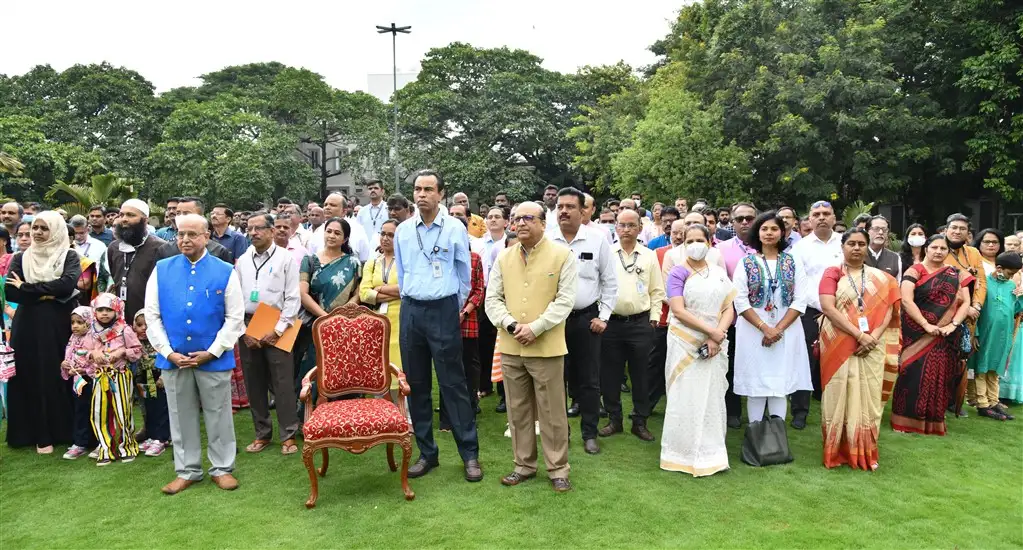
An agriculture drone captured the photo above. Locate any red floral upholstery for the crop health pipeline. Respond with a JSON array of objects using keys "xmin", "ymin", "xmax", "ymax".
[
  {"xmin": 303, "ymin": 399, "xmax": 409, "ymax": 441},
  {"xmin": 315, "ymin": 308, "xmax": 388, "ymax": 395}
]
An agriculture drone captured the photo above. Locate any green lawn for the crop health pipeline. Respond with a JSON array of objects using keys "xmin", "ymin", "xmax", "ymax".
[{"xmin": 1, "ymin": 393, "xmax": 1021, "ymax": 549}]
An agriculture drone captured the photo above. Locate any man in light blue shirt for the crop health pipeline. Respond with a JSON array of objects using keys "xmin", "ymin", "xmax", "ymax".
[{"xmin": 394, "ymin": 169, "xmax": 481, "ymax": 483}]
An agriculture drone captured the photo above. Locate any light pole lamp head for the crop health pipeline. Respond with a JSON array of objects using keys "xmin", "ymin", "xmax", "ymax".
[{"xmin": 376, "ymin": 23, "xmax": 411, "ymax": 34}]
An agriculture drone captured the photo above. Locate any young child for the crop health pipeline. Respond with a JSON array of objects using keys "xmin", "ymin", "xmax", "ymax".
[
  {"xmin": 89, "ymin": 293, "xmax": 143, "ymax": 465},
  {"xmin": 131, "ymin": 310, "xmax": 171, "ymax": 457},
  {"xmin": 61, "ymin": 306, "xmax": 99, "ymax": 460},
  {"xmin": 969, "ymin": 252, "xmax": 1023, "ymax": 420}
]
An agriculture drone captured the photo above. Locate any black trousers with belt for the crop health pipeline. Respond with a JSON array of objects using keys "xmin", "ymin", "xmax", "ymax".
[
  {"xmin": 400, "ymin": 295, "xmax": 479, "ymax": 463},
  {"xmin": 791, "ymin": 307, "xmax": 822, "ymax": 418},
  {"xmin": 647, "ymin": 326, "xmax": 669, "ymax": 413},
  {"xmin": 564, "ymin": 303, "xmax": 601, "ymax": 441},
  {"xmin": 601, "ymin": 313, "xmax": 654, "ymax": 424}
]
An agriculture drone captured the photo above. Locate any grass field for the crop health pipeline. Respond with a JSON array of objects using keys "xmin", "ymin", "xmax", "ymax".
[{"xmin": 1, "ymin": 392, "xmax": 1021, "ymax": 549}]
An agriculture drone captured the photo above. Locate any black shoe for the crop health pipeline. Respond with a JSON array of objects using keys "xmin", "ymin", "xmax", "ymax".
[
  {"xmin": 993, "ymin": 403, "xmax": 1016, "ymax": 420},
  {"xmin": 567, "ymin": 402, "xmax": 580, "ymax": 418},
  {"xmin": 407, "ymin": 457, "xmax": 439, "ymax": 478},
  {"xmin": 495, "ymin": 398, "xmax": 507, "ymax": 414},
  {"xmin": 978, "ymin": 407, "xmax": 1008, "ymax": 421},
  {"xmin": 474, "ymin": 404, "xmax": 482, "ymax": 415},
  {"xmin": 727, "ymin": 416, "xmax": 741, "ymax": 429},
  {"xmin": 620, "ymin": 382, "xmax": 631, "ymax": 393},
  {"xmin": 438, "ymin": 423, "xmax": 452, "ymax": 432},
  {"xmin": 598, "ymin": 421, "xmax": 623, "ymax": 437},
  {"xmin": 791, "ymin": 414, "xmax": 807, "ymax": 430}
]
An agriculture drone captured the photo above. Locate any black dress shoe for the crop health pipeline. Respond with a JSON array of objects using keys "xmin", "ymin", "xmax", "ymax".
[
  {"xmin": 464, "ymin": 459, "xmax": 483, "ymax": 482},
  {"xmin": 598, "ymin": 421, "xmax": 623, "ymax": 437},
  {"xmin": 583, "ymin": 439, "xmax": 600, "ymax": 455},
  {"xmin": 495, "ymin": 398, "xmax": 507, "ymax": 414},
  {"xmin": 791, "ymin": 414, "xmax": 807, "ymax": 430},
  {"xmin": 620, "ymin": 382, "xmax": 631, "ymax": 393},
  {"xmin": 631, "ymin": 423, "xmax": 655, "ymax": 442},
  {"xmin": 500, "ymin": 471, "xmax": 536, "ymax": 486},
  {"xmin": 551, "ymin": 478, "xmax": 572, "ymax": 493},
  {"xmin": 727, "ymin": 416, "xmax": 741, "ymax": 429},
  {"xmin": 566, "ymin": 402, "xmax": 580, "ymax": 417},
  {"xmin": 407, "ymin": 457, "xmax": 439, "ymax": 478}
]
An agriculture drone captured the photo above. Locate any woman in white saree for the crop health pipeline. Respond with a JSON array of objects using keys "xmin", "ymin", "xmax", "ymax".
[{"xmin": 660, "ymin": 224, "xmax": 736, "ymax": 477}]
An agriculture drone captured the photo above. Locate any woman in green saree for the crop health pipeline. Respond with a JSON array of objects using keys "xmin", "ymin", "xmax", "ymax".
[{"xmin": 300, "ymin": 217, "xmax": 362, "ymax": 318}]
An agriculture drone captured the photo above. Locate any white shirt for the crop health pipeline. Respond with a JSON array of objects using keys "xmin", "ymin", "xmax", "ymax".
[
  {"xmin": 790, "ymin": 231, "xmax": 843, "ymax": 311},
  {"xmin": 549, "ymin": 223, "xmax": 618, "ymax": 320},
  {"xmin": 308, "ymin": 219, "xmax": 373, "ymax": 263},
  {"xmin": 293, "ymin": 226, "xmax": 312, "ymax": 248},
  {"xmin": 474, "ymin": 231, "xmax": 507, "ymax": 286},
  {"xmin": 143, "ymin": 250, "xmax": 245, "ymax": 360},
  {"xmin": 234, "ymin": 243, "xmax": 302, "ymax": 334},
  {"xmin": 76, "ymin": 236, "xmax": 110, "ymax": 291},
  {"xmin": 356, "ymin": 200, "xmax": 387, "ymax": 238}
]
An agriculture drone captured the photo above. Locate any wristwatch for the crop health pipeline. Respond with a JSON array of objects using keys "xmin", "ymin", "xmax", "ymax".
[{"xmin": 507, "ymin": 322, "xmax": 518, "ymax": 333}]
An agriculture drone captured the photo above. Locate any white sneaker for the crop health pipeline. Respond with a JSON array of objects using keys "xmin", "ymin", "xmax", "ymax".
[
  {"xmin": 139, "ymin": 439, "xmax": 155, "ymax": 453},
  {"xmin": 88, "ymin": 447, "xmax": 100, "ymax": 459}
]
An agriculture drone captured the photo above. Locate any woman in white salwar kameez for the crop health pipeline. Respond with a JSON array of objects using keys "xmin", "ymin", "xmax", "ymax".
[
  {"xmin": 732, "ymin": 211, "xmax": 813, "ymax": 423},
  {"xmin": 661, "ymin": 224, "xmax": 736, "ymax": 477}
]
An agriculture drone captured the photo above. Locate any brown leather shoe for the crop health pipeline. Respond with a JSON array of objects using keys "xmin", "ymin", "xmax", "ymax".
[
  {"xmin": 464, "ymin": 459, "xmax": 483, "ymax": 482},
  {"xmin": 500, "ymin": 471, "xmax": 536, "ymax": 486},
  {"xmin": 210, "ymin": 474, "xmax": 239, "ymax": 491},
  {"xmin": 598, "ymin": 421, "xmax": 623, "ymax": 437},
  {"xmin": 408, "ymin": 457, "xmax": 439, "ymax": 478},
  {"xmin": 161, "ymin": 478, "xmax": 196, "ymax": 495},
  {"xmin": 631, "ymin": 423, "xmax": 655, "ymax": 441},
  {"xmin": 583, "ymin": 438, "xmax": 600, "ymax": 455},
  {"xmin": 552, "ymin": 478, "xmax": 572, "ymax": 493}
]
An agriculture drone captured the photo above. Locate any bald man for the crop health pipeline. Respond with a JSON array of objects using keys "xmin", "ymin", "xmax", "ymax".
[{"xmin": 453, "ymin": 192, "xmax": 486, "ymax": 238}]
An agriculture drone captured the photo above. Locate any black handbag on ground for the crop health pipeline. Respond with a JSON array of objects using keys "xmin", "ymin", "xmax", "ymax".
[{"xmin": 740, "ymin": 415, "xmax": 794, "ymax": 467}]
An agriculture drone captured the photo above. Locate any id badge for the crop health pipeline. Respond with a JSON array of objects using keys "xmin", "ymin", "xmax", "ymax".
[
  {"xmin": 119, "ymin": 285, "xmax": 127, "ymax": 301},
  {"xmin": 636, "ymin": 279, "xmax": 646, "ymax": 295},
  {"xmin": 858, "ymin": 316, "xmax": 870, "ymax": 333},
  {"xmin": 250, "ymin": 290, "xmax": 260, "ymax": 302},
  {"xmin": 432, "ymin": 260, "xmax": 442, "ymax": 278},
  {"xmin": 380, "ymin": 302, "xmax": 389, "ymax": 314},
  {"xmin": 967, "ymin": 369, "xmax": 975, "ymax": 380}
]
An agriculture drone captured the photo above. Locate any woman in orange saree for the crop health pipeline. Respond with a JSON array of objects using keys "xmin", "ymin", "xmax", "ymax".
[
  {"xmin": 818, "ymin": 229, "xmax": 901, "ymax": 470},
  {"xmin": 890, "ymin": 235, "xmax": 973, "ymax": 436}
]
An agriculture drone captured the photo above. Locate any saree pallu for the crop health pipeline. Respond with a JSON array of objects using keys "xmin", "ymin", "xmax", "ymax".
[
  {"xmin": 820, "ymin": 266, "xmax": 900, "ymax": 470},
  {"xmin": 231, "ymin": 348, "xmax": 248, "ymax": 410},
  {"xmin": 891, "ymin": 265, "xmax": 972, "ymax": 436}
]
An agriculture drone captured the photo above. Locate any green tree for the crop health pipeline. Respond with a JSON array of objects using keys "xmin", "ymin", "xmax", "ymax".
[
  {"xmin": 45, "ymin": 173, "xmax": 138, "ymax": 216},
  {"xmin": 0, "ymin": 114, "xmax": 104, "ymax": 202}
]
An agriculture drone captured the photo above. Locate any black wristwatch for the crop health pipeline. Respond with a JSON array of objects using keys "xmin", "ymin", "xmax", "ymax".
[{"xmin": 507, "ymin": 322, "xmax": 518, "ymax": 333}]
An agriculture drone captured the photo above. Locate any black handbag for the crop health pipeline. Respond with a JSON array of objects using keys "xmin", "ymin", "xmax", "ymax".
[{"xmin": 740, "ymin": 415, "xmax": 794, "ymax": 467}]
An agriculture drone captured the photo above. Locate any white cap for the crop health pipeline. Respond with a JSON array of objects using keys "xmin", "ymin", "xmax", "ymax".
[{"xmin": 121, "ymin": 198, "xmax": 150, "ymax": 217}]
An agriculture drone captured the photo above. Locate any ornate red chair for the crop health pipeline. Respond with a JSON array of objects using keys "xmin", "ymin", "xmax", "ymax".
[{"xmin": 299, "ymin": 303, "xmax": 414, "ymax": 508}]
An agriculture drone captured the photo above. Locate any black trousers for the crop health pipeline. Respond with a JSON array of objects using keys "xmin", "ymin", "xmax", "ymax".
[
  {"xmin": 647, "ymin": 326, "xmax": 668, "ymax": 412},
  {"xmin": 726, "ymin": 324, "xmax": 742, "ymax": 419},
  {"xmin": 143, "ymin": 388, "xmax": 171, "ymax": 442},
  {"xmin": 477, "ymin": 308, "xmax": 499, "ymax": 395},
  {"xmin": 73, "ymin": 378, "xmax": 98, "ymax": 449},
  {"xmin": 791, "ymin": 307, "xmax": 822, "ymax": 417},
  {"xmin": 439, "ymin": 337, "xmax": 480, "ymax": 426},
  {"xmin": 564, "ymin": 306, "xmax": 601, "ymax": 441},
  {"xmin": 601, "ymin": 316, "xmax": 654, "ymax": 423},
  {"xmin": 400, "ymin": 296, "xmax": 479, "ymax": 462}
]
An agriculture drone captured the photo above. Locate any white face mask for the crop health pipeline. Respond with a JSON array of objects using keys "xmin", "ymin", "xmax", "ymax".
[
  {"xmin": 907, "ymin": 235, "xmax": 926, "ymax": 248},
  {"xmin": 600, "ymin": 222, "xmax": 616, "ymax": 235},
  {"xmin": 685, "ymin": 242, "xmax": 709, "ymax": 261}
]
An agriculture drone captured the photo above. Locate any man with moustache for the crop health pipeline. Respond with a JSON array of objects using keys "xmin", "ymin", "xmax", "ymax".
[
  {"xmin": 107, "ymin": 199, "xmax": 168, "ymax": 321},
  {"xmin": 157, "ymin": 197, "xmax": 235, "ymax": 264},
  {"xmin": 789, "ymin": 200, "xmax": 843, "ymax": 429},
  {"xmin": 356, "ymin": 179, "xmax": 388, "ymax": 238},
  {"xmin": 155, "ymin": 197, "xmax": 180, "ymax": 241},
  {"xmin": 944, "ymin": 213, "xmax": 988, "ymax": 415},
  {"xmin": 778, "ymin": 206, "xmax": 802, "ymax": 247},
  {"xmin": 646, "ymin": 207, "xmax": 680, "ymax": 250},
  {"xmin": 87, "ymin": 205, "xmax": 114, "ymax": 246},
  {"xmin": 494, "ymin": 191, "xmax": 510, "ymax": 209},
  {"xmin": 864, "ymin": 215, "xmax": 902, "ymax": 281},
  {"xmin": 542, "ymin": 184, "xmax": 559, "ymax": 227},
  {"xmin": 1, "ymin": 202, "xmax": 23, "ymax": 251}
]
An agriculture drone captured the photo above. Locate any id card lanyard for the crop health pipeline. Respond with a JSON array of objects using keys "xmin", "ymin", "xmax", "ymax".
[
  {"xmin": 759, "ymin": 255, "xmax": 780, "ymax": 319},
  {"xmin": 119, "ymin": 252, "xmax": 137, "ymax": 301},
  {"xmin": 845, "ymin": 265, "xmax": 869, "ymax": 332},
  {"xmin": 250, "ymin": 247, "xmax": 277, "ymax": 302},
  {"xmin": 416, "ymin": 224, "xmax": 443, "ymax": 278}
]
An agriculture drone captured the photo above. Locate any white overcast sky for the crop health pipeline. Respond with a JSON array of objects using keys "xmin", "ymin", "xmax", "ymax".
[{"xmin": 1, "ymin": 0, "xmax": 683, "ymax": 94}]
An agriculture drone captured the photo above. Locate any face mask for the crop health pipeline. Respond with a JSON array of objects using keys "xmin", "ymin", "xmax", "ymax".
[
  {"xmin": 907, "ymin": 235, "xmax": 926, "ymax": 248},
  {"xmin": 947, "ymin": 238, "xmax": 965, "ymax": 250},
  {"xmin": 600, "ymin": 223, "xmax": 615, "ymax": 235},
  {"xmin": 685, "ymin": 242, "xmax": 709, "ymax": 261}
]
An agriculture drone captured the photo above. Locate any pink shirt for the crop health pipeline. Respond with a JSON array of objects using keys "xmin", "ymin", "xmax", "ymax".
[
  {"xmin": 717, "ymin": 236, "xmax": 754, "ymax": 279},
  {"xmin": 88, "ymin": 325, "xmax": 143, "ymax": 373}
]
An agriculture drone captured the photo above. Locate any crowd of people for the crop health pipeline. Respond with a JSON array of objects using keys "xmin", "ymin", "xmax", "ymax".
[{"xmin": 1, "ymin": 172, "xmax": 1021, "ymax": 496}]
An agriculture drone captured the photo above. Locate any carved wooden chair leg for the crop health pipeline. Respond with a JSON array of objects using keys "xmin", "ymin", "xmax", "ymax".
[
  {"xmin": 386, "ymin": 443, "xmax": 397, "ymax": 472},
  {"xmin": 303, "ymin": 447, "xmax": 319, "ymax": 509},
  {"xmin": 318, "ymin": 448, "xmax": 329, "ymax": 477},
  {"xmin": 400, "ymin": 437, "xmax": 415, "ymax": 501}
]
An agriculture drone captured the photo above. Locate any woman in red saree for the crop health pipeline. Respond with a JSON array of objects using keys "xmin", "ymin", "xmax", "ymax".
[
  {"xmin": 890, "ymin": 235, "xmax": 973, "ymax": 436},
  {"xmin": 819, "ymin": 229, "xmax": 901, "ymax": 470}
]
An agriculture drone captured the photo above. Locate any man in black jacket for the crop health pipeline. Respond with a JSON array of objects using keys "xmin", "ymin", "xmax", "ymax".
[{"xmin": 108, "ymin": 199, "xmax": 168, "ymax": 321}]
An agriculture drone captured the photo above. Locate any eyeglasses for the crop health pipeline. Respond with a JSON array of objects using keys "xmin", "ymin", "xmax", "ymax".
[
  {"xmin": 868, "ymin": 227, "xmax": 889, "ymax": 234},
  {"xmin": 811, "ymin": 200, "xmax": 832, "ymax": 209},
  {"xmin": 380, "ymin": 231, "xmax": 395, "ymax": 239},
  {"xmin": 981, "ymin": 239, "xmax": 1000, "ymax": 245},
  {"xmin": 733, "ymin": 216, "xmax": 755, "ymax": 224},
  {"xmin": 513, "ymin": 215, "xmax": 539, "ymax": 224},
  {"xmin": 247, "ymin": 225, "xmax": 270, "ymax": 233},
  {"xmin": 177, "ymin": 231, "xmax": 205, "ymax": 240},
  {"xmin": 616, "ymin": 222, "xmax": 639, "ymax": 229}
]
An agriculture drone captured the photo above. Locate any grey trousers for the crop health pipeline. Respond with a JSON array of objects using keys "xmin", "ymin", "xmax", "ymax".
[
  {"xmin": 162, "ymin": 368, "xmax": 236, "ymax": 481},
  {"xmin": 237, "ymin": 341, "xmax": 299, "ymax": 442}
]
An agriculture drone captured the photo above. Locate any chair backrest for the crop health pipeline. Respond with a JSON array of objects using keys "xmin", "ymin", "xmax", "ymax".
[{"xmin": 312, "ymin": 303, "xmax": 390, "ymax": 398}]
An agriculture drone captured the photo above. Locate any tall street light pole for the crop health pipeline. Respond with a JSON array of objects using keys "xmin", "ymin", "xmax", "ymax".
[{"xmin": 376, "ymin": 22, "xmax": 411, "ymax": 194}]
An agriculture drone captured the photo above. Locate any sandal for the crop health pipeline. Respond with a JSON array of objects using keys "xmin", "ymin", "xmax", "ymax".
[
  {"xmin": 281, "ymin": 439, "xmax": 299, "ymax": 455},
  {"xmin": 245, "ymin": 439, "xmax": 272, "ymax": 453}
]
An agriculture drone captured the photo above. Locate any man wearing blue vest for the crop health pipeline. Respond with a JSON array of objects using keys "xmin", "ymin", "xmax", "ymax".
[{"xmin": 144, "ymin": 214, "xmax": 245, "ymax": 495}]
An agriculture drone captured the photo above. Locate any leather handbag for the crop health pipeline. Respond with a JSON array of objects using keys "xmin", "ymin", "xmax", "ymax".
[{"xmin": 740, "ymin": 415, "xmax": 794, "ymax": 467}]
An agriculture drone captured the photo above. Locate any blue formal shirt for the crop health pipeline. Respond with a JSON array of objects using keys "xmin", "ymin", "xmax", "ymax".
[
  {"xmin": 211, "ymin": 227, "xmax": 249, "ymax": 264},
  {"xmin": 647, "ymin": 234, "xmax": 669, "ymax": 250},
  {"xmin": 394, "ymin": 211, "xmax": 470, "ymax": 306},
  {"xmin": 90, "ymin": 227, "xmax": 114, "ymax": 246},
  {"xmin": 155, "ymin": 225, "xmax": 177, "ymax": 241}
]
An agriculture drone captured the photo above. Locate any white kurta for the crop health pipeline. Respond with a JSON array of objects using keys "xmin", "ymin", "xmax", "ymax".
[{"xmin": 732, "ymin": 255, "xmax": 813, "ymax": 397}]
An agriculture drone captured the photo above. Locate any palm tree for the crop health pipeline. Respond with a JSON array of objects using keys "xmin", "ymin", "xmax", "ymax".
[
  {"xmin": 46, "ymin": 174, "xmax": 138, "ymax": 217},
  {"xmin": 0, "ymin": 151, "xmax": 24, "ymax": 176},
  {"xmin": 841, "ymin": 200, "xmax": 875, "ymax": 228}
]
